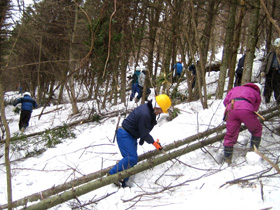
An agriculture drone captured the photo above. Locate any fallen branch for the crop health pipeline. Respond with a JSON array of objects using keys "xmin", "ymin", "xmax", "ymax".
[
  {"xmin": 254, "ymin": 145, "xmax": 280, "ymax": 174},
  {"xmin": 32, "ymin": 107, "xmax": 63, "ymax": 118},
  {"xmin": 219, "ymin": 167, "xmax": 276, "ymax": 188}
]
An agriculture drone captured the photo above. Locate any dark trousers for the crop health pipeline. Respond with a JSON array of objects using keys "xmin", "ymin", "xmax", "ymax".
[
  {"xmin": 19, "ymin": 110, "xmax": 32, "ymax": 130},
  {"xmin": 136, "ymin": 86, "xmax": 151, "ymax": 100},
  {"xmin": 264, "ymin": 69, "xmax": 280, "ymax": 104},
  {"xmin": 234, "ymin": 73, "xmax": 242, "ymax": 87}
]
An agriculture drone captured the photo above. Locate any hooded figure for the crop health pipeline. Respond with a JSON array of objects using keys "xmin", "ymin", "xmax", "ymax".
[
  {"xmin": 260, "ymin": 38, "xmax": 280, "ymax": 104},
  {"xmin": 222, "ymin": 83, "xmax": 262, "ymax": 164},
  {"xmin": 13, "ymin": 92, "xmax": 38, "ymax": 131},
  {"xmin": 135, "ymin": 69, "xmax": 151, "ymax": 102},
  {"xmin": 130, "ymin": 67, "xmax": 141, "ymax": 101}
]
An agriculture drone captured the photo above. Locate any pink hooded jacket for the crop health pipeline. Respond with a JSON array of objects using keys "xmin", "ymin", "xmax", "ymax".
[{"xmin": 223, "ymin": 83, "xmax": 261, "ymax": 112}]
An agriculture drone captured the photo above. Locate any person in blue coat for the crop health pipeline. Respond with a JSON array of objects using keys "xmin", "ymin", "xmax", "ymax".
[
  {"xmin": 13, "ymin": 92, "xmax": 38, "ymax": 131},
  {"xmin": 173, "ymin": 61, "xmax": 183, "ymax": 82},
  {"xmin": 109, "ymin": 94, "xmax": 172, "ymax": 187}
]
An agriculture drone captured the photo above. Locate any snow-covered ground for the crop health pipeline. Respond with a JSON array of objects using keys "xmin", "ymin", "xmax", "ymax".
[{"xmin": 0, "ymin": 55, "xmax": 280, "ymax": 210}]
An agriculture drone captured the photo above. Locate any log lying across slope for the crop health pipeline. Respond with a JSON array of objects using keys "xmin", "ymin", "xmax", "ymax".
[{"xmin": 1, "ymin": 106, "xmax": 279, "ymax": 210}]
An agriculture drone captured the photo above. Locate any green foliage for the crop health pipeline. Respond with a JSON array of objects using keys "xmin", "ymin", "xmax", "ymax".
[
  {"xmin": 14, "ymin": 106, "xmax": 20, "ymax": 114},
  {"xmin": 25, "ymin": 148, "xmax": 47, "ymax": 158},
  {"xmin": 10, "ymin": 125, "xmax": 76, "ymax": 159},
  {"xmin": 12, "ymin": 132, "xmax": 27, "ymax": 140},
  {"xmin": 170, "ymin": 107, "xmax": 181, "ymax": 120},
  {"xmin": 170, "ymin": 87, "xmax": 187, "ymax": 101},
  {"xmin": 43, "ymin": 125, "xmax": 76, "ymax": 148},
  {"xmin": 155, "ymin": 72, "xmax": 172, "ymax": 87},
  {"xmin": 91, "ymin": 114, "xmax": 101, "ymax": 122}
]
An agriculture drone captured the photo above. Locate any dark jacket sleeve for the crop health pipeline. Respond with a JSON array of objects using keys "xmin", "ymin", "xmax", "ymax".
[
  {"xmin": 13, "ymin": 98, "xmax": 22, "ymax": 107},
  {"xmin": 33, "ymin": 100, "xmax": 38, "ymax": 108},
  {"xmin": 137, "ymin": 113, "xmax": 154, "ymax": 144}
]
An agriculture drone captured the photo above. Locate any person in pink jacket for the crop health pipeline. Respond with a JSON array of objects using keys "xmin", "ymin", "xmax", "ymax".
[{"xmin": 223, "ymin": 83, "xmax": 262, "ymax": 164}]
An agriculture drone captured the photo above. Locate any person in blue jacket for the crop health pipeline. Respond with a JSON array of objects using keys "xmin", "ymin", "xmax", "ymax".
[
  {"xmin": 13, "ymin": 92, "xmax": 38, "ymax": 131},
  {"xmin": 109, "ymin": 94, "xmax": 172, "ymax": 187},
  {"xmin": 173, "ymin": 61, "xmax": 183, "ymax": 82}
]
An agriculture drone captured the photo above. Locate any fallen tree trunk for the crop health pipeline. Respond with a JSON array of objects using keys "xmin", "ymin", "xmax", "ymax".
[
  {"xmin": 1, "ymin": 107, "xmax": 279, "ymax": 209},
  {"xmin": 22, "ymin": 129, "xmax": 230, "ymax": 210},
  {"xmin": 1, "ymin": 119, "xmax": 227, "ymax": 209}
]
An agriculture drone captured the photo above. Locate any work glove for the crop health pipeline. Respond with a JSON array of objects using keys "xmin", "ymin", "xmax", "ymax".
[
  {"xmin": 153, "ymin": 139, "xmax": 162, "ymax": 150},
  {"xmin": 139, "ymin": 138, "xmax": 144, "ymax": 145},
  {"xmin": 260, "ymin": 72, "xmax": 265, "ymax": 78}
]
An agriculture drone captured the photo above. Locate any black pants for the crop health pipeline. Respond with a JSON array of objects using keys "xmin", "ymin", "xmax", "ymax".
[
  {"xmin": 234, "ymin": 73, "xmax": 242, "ymax": 87},
  {"xmin": 136, "ymin": 86, "xmax": 151, "ymax": 100},
  {"xmin": 264, "ymin": 69, "xmax": 280, "ymax": 104},
  {"xmin": 19, "ymin": 110, "xmax": 32, "ymax": 130}
]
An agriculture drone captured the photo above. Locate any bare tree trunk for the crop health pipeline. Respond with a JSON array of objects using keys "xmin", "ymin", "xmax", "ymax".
[
  {"xmin": 189, "ymin": 0, "xmax": 208, "ymax": 108},
  {"xmin": 120, "ymin": 27, "xmax": 128, "ymax": 103},
  {"xmin": 37, "ymin": 36, "xmax": 42, "ymax": 103},
  {"xmin": 101, "ymin": 76, "xmax": 110, "ymax": 109},
  {"xmin": 227, "ymin": 0, "xmax": 246, "ymax": 91},
  {"xmin": 264, "ymin": 0, "xmax": 276, "ymax": 53},
  {"xmin": 68, "ymin": 3, "xmax": 79, "ymax": 115},
  {"xmin": 0, "ymin": 1, "xmax": 13, "ymax": 208},
  {"xmin": 242, "ymin": 0, "xmax": 260, "ymax": 84},
  {"xmin": 200, "ymin": 0, "xmax": 217, "ymax": 71},
  {"xmin": 0, "ymin": 82, "xmax": 13, "ymax": 210},
  {"xmin": 216, "ymin": 1, "xmax": 237, "ymax": 98}
]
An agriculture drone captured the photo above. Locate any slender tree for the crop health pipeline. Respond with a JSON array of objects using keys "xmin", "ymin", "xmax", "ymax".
[
  {"xmin": 242, "ymin": 0, "xmax": 260, "ymax": 84},
  {"xmin": 216, "ymin": 0, "xmax": 237, "ymax": 98}
]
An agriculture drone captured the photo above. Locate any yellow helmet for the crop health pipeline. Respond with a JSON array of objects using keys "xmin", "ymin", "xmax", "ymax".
[{"xmin": 156, "ymin": 94, "xmax": 171, "ymax": 113}]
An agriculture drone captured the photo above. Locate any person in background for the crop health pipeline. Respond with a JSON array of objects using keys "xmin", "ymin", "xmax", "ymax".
[
  {"xmin": 222, "ymin": 83, "xmax": 262, "ymax": 164},
  {"xmin": 234, "ymin": 54, "xmax": 246, "ymax": 87},
  {"xmin": 13, "ymin": 92, "xmax": 38, "ymax": 131},
  {"xmin": 108, "ymin": 94, "xmax": 172, "ymax": 187},
  {"xmin": 18, "ymin": 84, "xmax": 23, "ymax": 94},
  {"xmin": 173, "ymin": 61, "xmax": 183, "ymax": 82},
  {"xmin": 260, "ymin": 38, "xmax": 280, "ymax": 105},
  {"xmin": 135, "ymin": 69, "xmax": 151, "ymax": 102},
  {"xmin": 130, "ymin": 67, "xmax": 141, "ymax": 101},
  {"xmin": 188, "ymin": 61, "xmax": 198, "ymax": 89}
]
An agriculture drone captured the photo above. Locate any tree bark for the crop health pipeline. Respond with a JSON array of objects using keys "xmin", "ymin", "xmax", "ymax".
[
  {"xmin": 216, "ymin": 1, "xmax": 237, "ymax": 98},
  {"xmin": 0, "ymin": 1, "xmax": 13, "ymax": 209},
  {"xmin": 242, "ymin": 0, "xmax": 260, "ymax": 84},
  {"xmin": 189, "ymin": 0, "xmax": 208, "ymax": 108},
  {"xmin": 0, "ymin": 83, "xmax": 13, "ymax": 210},
  {"xmin": 228, "ymin": 0, "xmax": 246, "ymax": 91},
  {"xmin": 68, "ymin": 3, "xmax": 79, "ymax": 115}
]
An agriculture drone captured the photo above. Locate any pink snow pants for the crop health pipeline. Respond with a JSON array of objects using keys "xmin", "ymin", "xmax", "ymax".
[{"xmin": 223, "ymin": 109, "xmax": 262, "ymax": 147}]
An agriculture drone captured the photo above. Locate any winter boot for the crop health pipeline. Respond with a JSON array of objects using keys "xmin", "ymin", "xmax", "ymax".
[
  {"xmin": 224, "ymin": 146, "xmax": 233, "ymax": 164},
  {"xmin": 107, "ymin": 173, "xmax": 128, "ymax": 188},
  {"xmin": 250, "ymin": 136, "xmax": 261, "ymax": 151}
]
